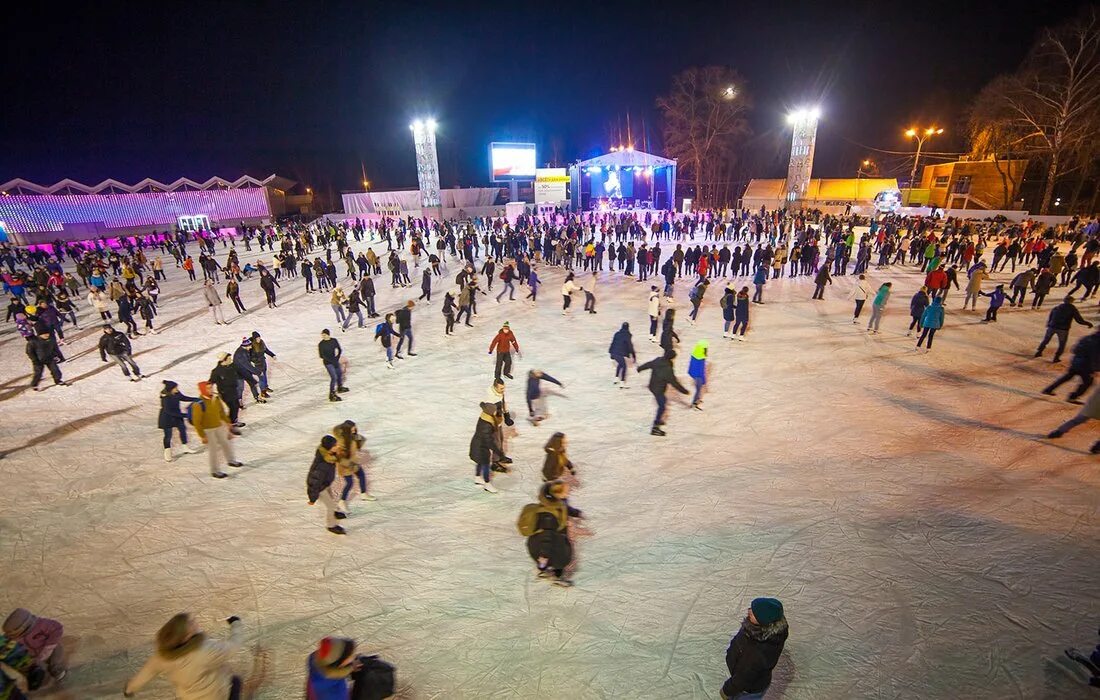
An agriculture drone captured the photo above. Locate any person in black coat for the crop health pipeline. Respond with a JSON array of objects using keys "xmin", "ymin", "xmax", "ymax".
[
  {"xmin": 525, "ymin": 480, "xmax": 581, "ymax": 587},
  {"xmin": 1043, "ymin": 329, "xmax": 1100, "ymax": 401},
  {"xmin": 259, "ymin": 271, "xmax": 280, "ymax": 308},
  {"xmin": 306, "ymin": 434, "xmax": 345, "ymax": 534},
  {"xmin": 358, "ymin": 275, "xmax": 378, "ymax": 317},
  {"xmin": 1035, "ymin": 295, "xmax": 1093, "ymax": 362},
  {"xmin": 26, "ymin": 330, "xmax": 66, "ymax": 390},
  {"xmin": 721, "ymin": 598, "xmax": 789, "ymax": 699},
  {"xmin": 209, "ymin": 353, "xmax": 245, "ymax": 426},
  {"xmin": 659, "ymin": 308, "xmax": 680, "ymax": 353},
  {"xmin": 469, "ymin": 400, "xmax": 512, "ymax": 493},
  {"xmin": 249, "ymin": 332, "xmax": 276, "ymax": 397},
  {"xmin": 637, "ymin": 349, "xmax": 689, "ymax": 436},
  {"xmin": 608, "ymin": 322, "xmax": 637, "ymax": 385},
  {"xmin": 232, "ymin": 339, "xmax": 264, "ymax": 403},
  {"xmin": 158, "ymin": 380, "xmax": 200, "ymax": 460},
  {"xmin": 98, "ymin": 325, "xmax": 142, "ymax": 380}
]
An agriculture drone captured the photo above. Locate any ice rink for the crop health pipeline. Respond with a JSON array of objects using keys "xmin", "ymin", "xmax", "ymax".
[{"xmin": 1, "ymin": 234, "xmax": 1098, "ymax": 699}]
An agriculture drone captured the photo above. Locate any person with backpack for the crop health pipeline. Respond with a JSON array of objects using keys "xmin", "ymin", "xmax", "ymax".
[
  {"xmin": 517, "ymin": 480, "xmax": 582, "ymax": 587},
  {"xmin": 1035, "ymin": 295, "xmax": 1093, "ymax": 362},
  {"xmin": 190, "ymin": 381, "xmax": 242, "ymax": 479},
  {"xmin": 637, "ymin": 349, "xmax": 690, "ymax": 436},
  {"xmin": 719, "ymin": 598, "xmax": 789, "ymax": 700},
  {"xmin": 526, "ymin": 369, "xmax": 564, "ymax": 425},
  {"xmin": 98, "ymin": 325, "xmax": 143, "ymax": 381},
  {"xmin": 373, "ymin": 313, "xmax": 399, "ymax": 369},
  {"xmin": 1042, "ymin": 329, "xmax": 1100, "ymax": 402},
  {"xmin": 496, "ymin": 262, "xmax": 517, "ymax": 302},
  {"xmin": 915, "ymin": 297, "xmax": 945, "ymax": 351},
  {"xmin": 306, "ymin": 434, "xmax": 345, "ymax": 535},
  {"xmin": 159, "ymin": 380, "xmax": 200, "ymax": 462},
  {"xmin": 488, "ymin": 322, "xmax": 520, "ymax": 381},
  {"xmin": 609, "ymin": 322, "xmax": 637, "ymax": 386}
]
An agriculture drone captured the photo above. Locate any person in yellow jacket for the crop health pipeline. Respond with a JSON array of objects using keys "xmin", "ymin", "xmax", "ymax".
[{"xmin": 190, "ymin": 382, "xmax": 242, "ymax": 479}]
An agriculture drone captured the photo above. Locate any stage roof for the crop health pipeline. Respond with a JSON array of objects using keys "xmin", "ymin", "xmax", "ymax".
[
  {"xmin": 574, "ymin": 150, "xmax": 676, "ymax": 169},
  {"xmin": 0, "ymin": 174, "xmax": 290, "ymax": 196}
]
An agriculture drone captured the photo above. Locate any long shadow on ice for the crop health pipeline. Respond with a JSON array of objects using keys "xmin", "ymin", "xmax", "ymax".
[{"xmin": 0, "ymin": 406, "xmax": 135, "ymax": 459}]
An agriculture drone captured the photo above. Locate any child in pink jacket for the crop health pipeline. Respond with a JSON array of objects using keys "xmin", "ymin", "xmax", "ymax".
[{"xmin": 3, "ymin": 608, "xmax": 66, "ymax": 680}]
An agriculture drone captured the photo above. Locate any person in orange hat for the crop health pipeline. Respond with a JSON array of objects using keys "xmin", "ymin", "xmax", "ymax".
[{"xmin": 190, "ymin": 382, "xmax": 242, "ymax": 479}]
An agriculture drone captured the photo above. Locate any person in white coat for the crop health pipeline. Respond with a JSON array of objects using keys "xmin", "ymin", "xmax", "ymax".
[
  {"xmin": 849, "ymin": 274, "xmax": 872, "ymax": 323},
  {"xmin": 87, "ymin": 288, "xmax": 112, "ymax": 320},
  {"xmin": 647, "ymin": 286, "xmax": 661, "ymax": 342},
  {"xmin": 560, "ymin": 273, "xmax": 579, "ymax": 315},
  {"xmin": 123, "ymin": 613, "xmax": 243, "ymax": 699},
  {"xmin": 202, "ymin": 280, "xmax": 226, "ymax": 324}
]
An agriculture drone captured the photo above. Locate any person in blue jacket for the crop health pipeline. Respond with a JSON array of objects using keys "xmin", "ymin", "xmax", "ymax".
[
  {"xmin": 526, "ymin": 369, "xmax": 563, "ymax": 425},
  {"xmin": 158, "ymin": 380, "xmax": 200, "ymax": 462},
  {"xmin": 232, "ymin": 338, "xmax": 264, "ymax": 404},
  {"xmin": 916, "ymin": 297, "xmax": 944, "ymax": 350},
  {"xmin": 687, "ymin": 340, "xmax": 709, "ymax": 409},
  {"xmin": 306, "ymin": 636, "xmax": 357, "ymax": 700},
  {"xmin": 608, "ymin": 322, "xmax": 637, "ymax": 386},
  {"xmin": 980, "ymin": 284, "xmax": 1007, "ymax": 322},
  {"xmin": 751, "ymin": 266, "xmax": 767, "ymax": 304}
]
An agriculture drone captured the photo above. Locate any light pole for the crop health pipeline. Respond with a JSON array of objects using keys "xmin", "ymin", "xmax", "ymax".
[
  {"xmin": 857, "ymin": 159, "xmax": 874, "ymax": 179},
  {"xmin": 905, "ymin": 126, "xmax": 942, "ymax": 205},
  {"xmin": 784, "ymin": 106, "xmax": 821, "ymax": 206},
  {"xmin": 410, "ymin": 118, "xmax": 442, "ymax": 215}
]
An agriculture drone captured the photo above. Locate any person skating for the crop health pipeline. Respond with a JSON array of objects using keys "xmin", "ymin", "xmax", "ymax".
[
  {"xmin": 318, "ymin": 329, "xmax": 348, "ymax": 400},
  {"xmin": 1035, "ymin": 295, "xmax": 1093, "ymax": 362},
  {"xmin": 26, "ymin": 330, "xmax": 67, "ymax": 391},
  {"xmin": 209, "ymin": 353, "xmax": 245, "ymax": 428},
  {"xmin": 980, "ymin": 284, "xmax": 1007, "ymax": 322},
  {"xmin": 306, "ymin": 434, "xmax": 345, "ymax": 535},
  {"xmin": 442, "ymin": 289, "xmax": 457, "ymax": 335},
  {"xmin": 687, "ymin": 340, "xmax": 709, "ymax": 409},
  {"xmin": 333, "ymin": 419, "xmax": 375, "ymax": 515},
  {"xmin": 373, "ymin": 313, "xmax": 400, "ymax": 368},
  {"xmin": 394, "ymin": 300, "xmax": 417, "ymax": 358},
  {"xmin": 232, "ymin": 338, "xmax": 265, "ymax": 405},
  {"xmin": 560, "ymin": 272, "xmax": 579, "ymax": 315},
  {"xmin": 496, "ymin": 262, "xmax": 517, "ymax": 302},
  {"xmin": 159, "ymin": 381, "xmax": 200, "ymax": 462},
  {"xmin": 469, "ymin": 388, "xmax": 513, "ymax": 493},
  {"xmin": 907, "ymin": 286, "xmax": 930, "ymax": 336},
  {"xmin": 202, "ymin": 279, "xmax": 226, "ymax": 324},
  {"xmin": 731, "ymin": 287, "xmax": 750, "ymax": 340},
  {"xmin": 915, "ymin": 297, "xmax": 944, "ymax": 351},
  {"xmin": 659, "ymin": 308, "xmax": 680, "ymax": 354},
  {"xmin": 869, "ymin": 283, "xmax": 895, "ymax": 334},
  {"xmin": 540, "ymin": 433, "xmax": 575, "ymax": 481},
  {"xmin": 811, "ymin": 265, "xmax": 832, "ymax": 300},
  {"xmin": 1046, "ymin": 384, "xmax": 1100, "ymax": 454},
  {"xmin": 609, "ymin": 322, "xmax": 637, "ymax": 386},
  {"xmin": 647, "ymin": 285, "xmax": 661, "ymax": 342},
  {"xmin": 526, "ymin": 369, "xmax": 563, "ymax": 424},
  {"xmin": 3, "ymin": 607, "xmax": 65, "ymax": 686},
  {"xmin": 1042, "ymin": 328, "xmax": 1100, "ymax": 403},
  {"xmin": 751, "ymin": 265, "xmax": 767, "ymax": 304},
  {"xmin": 190, "ymin": 381, "xmax": 243, "ymax": 478},
  {"xmin": 850, "ymin": 274, "xmax": 871, "ymax": 323},
  {"xmin": 582, "ymin": 272, "xmax": 598, "ymax": 314},
  {"xmin": 99, "ymin": 325, "xmax": 143, "ymax": 381},
  {"xmin": 306, "ymin": 637, "xmax": 358, "ymax": 698},
  {"xmin": 259, "ymin": 270, "xmax": 280, "ymax": 308},
  {"xmin": 489, "ymin": 321, "xmax": 520, "ymax": 380},
  {"xmin": 688, "ymin": 277, "xmax": 710, "ymax": 323},
  {"xmin": 719, "ymin": 285, "xmax": 736, "ymax": 337},
  {"xmin": 249, "ymin": 332, "xmax": 276, "ymax": 398},
  {"xmin": 719, "ymin": 598, "xmax": 789, "ymax": 700},
  {"xmin": 122, "ymin": 613, "xmax": 244, "ymax": 698},
  {"xmin": 637, "ymin": 349, "xmax": 690, "ymax": 436},
  {"xmin": 517, "ymin": 480, "xmax": 581, "ymax": 587}
]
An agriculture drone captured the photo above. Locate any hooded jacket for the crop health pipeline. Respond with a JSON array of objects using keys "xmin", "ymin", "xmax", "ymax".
[
  {"xmin": 608, "ymin": 324, "xmax": 636, "ymax": 359},
  {"xmin": 920, "ymin": 297, "xmax": 945, "ymax": 330},
  {"xmin": 723, "ymin": 616, "xmax": 789, "ymax": 696}
]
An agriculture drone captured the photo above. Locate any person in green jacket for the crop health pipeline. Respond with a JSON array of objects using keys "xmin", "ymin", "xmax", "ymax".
[{"xmin": 867, "ymin": 282, "xmax": 892, "ymax": 334}]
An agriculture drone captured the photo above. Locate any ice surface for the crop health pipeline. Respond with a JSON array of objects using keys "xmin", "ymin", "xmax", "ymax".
[{"xmin": 0, "ymin": 233, "xmax": 1098, "ymax": 699}]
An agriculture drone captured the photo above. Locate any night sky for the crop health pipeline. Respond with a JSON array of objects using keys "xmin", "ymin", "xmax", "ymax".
[{"xmin": 2, "ymin": 0, "xmax": 1086, "ymax": 199}]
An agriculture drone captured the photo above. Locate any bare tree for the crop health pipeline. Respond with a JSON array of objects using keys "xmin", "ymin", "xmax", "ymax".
[
  {"xmin": 970, "ymin": 8, "xmax": 1100, "ymax": 213},
  {"xmin": 657, "ymin": 66, "xmax": 751, "ymax": 207}
]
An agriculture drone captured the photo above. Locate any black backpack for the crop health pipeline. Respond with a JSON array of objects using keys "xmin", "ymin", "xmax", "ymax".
[{"xmin": 350, "ymin": 655, "xmax": 396, "ymax": 700}]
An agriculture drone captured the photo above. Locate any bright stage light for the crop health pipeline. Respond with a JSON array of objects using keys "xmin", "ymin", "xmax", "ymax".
[
  {"xmin": 426, "ymin": 118, "xmax": 437, "ymax": 131},
  {"xmin": 788, "ymin": 107, "xmax": 821, "ymax": 125},
  {"xmin": 809, "ymin": 106, "xmax": 821, "ymax": 120},
  {"xmin": 410, "ymin": 120, "xmax": 423, "ymax": 131}
]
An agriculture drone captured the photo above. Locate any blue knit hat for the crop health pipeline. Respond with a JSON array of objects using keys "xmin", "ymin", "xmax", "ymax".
[{"xmin": 751, "ymin": 597, "xmax": 784, "ymax": 625}]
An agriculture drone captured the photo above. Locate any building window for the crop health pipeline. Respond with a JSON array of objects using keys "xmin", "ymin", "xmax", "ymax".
[
  {"xmin": 934, "ymin": 175, "xmax": 950, "ymax": 188},
  {"xmin": 953, "ymin": 176, "xmax": 972, "ymax": 194}
]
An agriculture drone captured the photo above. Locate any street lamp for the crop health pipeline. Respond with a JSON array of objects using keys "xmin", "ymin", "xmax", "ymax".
[
  {"xmin": 905, "ymin": 126, "xmax": 943, "ymax": 205},
  {"xmin": 784, "ymin": 106, "xmax": 821, "ymax": 204},
  {"xmin": 362, "ymin": 180, "xmax": 370, "ymax": 191},
  {"xmin": 857, "ymin": 159, "xmax": 874, "ymax": 179},
  {"xmin": 722, "ymin": 85, "xmax": 736, "ymax": 100}
]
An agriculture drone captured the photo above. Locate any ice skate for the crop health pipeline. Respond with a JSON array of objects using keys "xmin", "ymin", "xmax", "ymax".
[
  {"xmin": 551, "ymin": 577, "xmax": 574, "ymax": 587},
  {"xmin": 334, "ymin": 511, "xmax": 347, "ymax": 520},
  {"xmin": 164, "ymin": 448, "xmax": 173, "ymax": 462},
  {"xmin": 482, "ymin": 482, "xmax": 499, "ymax": 493},
  {"xmin": 211, "ymin": 471, "xmax": 228, "ymax": 479},
  {"xmin": 327, "ymin": 525, "xmax": 347, "ymax": 535},
  {"xmin": 650, "ymin": 426, "xmax": 666, "ymax": 436},
  {"xmin": 183, "ymin": 443, "xmax": 199, "ymax": 454},
  {"xmin": 227, "ymin": 461, "xmax": 243, "ymax": 468},
  {"xmin": 361, "ymin": 493, "xmax": 377, "ymax": 501},
  {"xmin": 473, "ymin": 475, "xmax": 485, "ymax": 485}
]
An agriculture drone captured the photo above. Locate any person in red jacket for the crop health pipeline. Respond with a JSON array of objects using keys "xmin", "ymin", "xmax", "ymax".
[
  {"xmin": 489, "ymin": 322, "xmax": 521, "ymax": 381},
  {"xmin": 924, "ymin": 265, "xmax": 948, "ymax": 299}
]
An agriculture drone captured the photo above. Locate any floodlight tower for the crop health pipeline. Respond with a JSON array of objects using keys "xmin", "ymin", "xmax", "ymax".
[
  {"xmin": 785, "ymin": 107, "xmax": 821, "ymax": 207},
  {"xmin": 410, "ymin": 118, "xmax": 442, "ymax": 217}
]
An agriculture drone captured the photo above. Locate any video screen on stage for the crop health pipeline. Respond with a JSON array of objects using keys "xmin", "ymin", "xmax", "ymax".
[{"xmin": 490, "ymin": 142, "xmax": 537, "ymax": 182}]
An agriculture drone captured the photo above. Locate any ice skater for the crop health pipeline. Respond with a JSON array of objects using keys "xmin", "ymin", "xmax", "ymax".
[
  {"xmin": 1035, "ymin": 295, "xmax": 1093, "ymax": 362},
  {"xmin": 333, "ymin": 420, "xmax": 375, "ymax": 515},
  {"xmin": 306, "ymin": 434, "xmax": 345, "ymax": 534},
  {"xmin": 609, "ymin": 322, "xmax": 637, "ymax": 386},
  {"xmin": 915, "ymin": 297, "xmax": 944, "ymax": 350},
  {"xmin": 1042, "ymin": 329, "xmax": 1100, "ymax": 402},
  {"xmin": 637, "ymin": 349, "xmax": 690, "ymax": 436},
  {"xmin": 469, "ymin": 390, "xmax": 513, "ymax": 493},
  {"xmin": 867, "ymin": 282, "xmax": 891, "ymax": 334},
  {"xmin": 719, "ymin": 598, "xmax": 788, "ymax": 699},
  {"xmin": 489, "ymin": 322, "xmax": 520, "ymax": 381},
  {"xmin": 687, "ymin": 340, "xmax": 709, "ymax": 409},
  {"xmin": 526, "ymin": 369, "xmax": 564, "ymax": 425},
  {"xmin": 517, "ymin": 480, "xmax": 582, "ymax": 587},
  {"xmin": 190, "ymin": 381, "xmax": 243, "ymax": 479},
  {"xmin": 124, "ymin": 613, "xmax": 244, "ymax": 698},
  {"xmin": 158, "ymin": 380, "xmax": 200, "ymax": 462}
]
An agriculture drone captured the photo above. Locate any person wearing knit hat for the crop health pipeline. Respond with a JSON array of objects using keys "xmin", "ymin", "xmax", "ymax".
[
  {"xmin": 3, "ymin": 607, "xmax": 67, "ymax": 681},
  {"xmin": 158, "ymin": 380, "xmax": 201, "ymax": 462},
  {"xmin": 719, "ymin": 597, "xmax": 789, "ymax": 700},
  {"xmin": 124, "ymin": 613, "xmax": 244, "ymax": 698},
  {"xmin": 306, "ymin": 636, "xmax": 358, "ymax": 699}
]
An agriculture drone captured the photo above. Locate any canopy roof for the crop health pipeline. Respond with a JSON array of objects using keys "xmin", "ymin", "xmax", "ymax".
[{"xmin": 574, "ymin": 149, "xmax": 676, "ymax": 169}]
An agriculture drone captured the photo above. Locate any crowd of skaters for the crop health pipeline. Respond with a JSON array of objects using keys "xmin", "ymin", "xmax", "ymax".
[{"xmin": 6, "ymin": 205, "xmax": 1100, "ymax": 698}]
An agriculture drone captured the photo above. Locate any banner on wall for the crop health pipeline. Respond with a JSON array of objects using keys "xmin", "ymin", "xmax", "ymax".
[{"xmin": 535, "ymin": 168, "xmax": 569, "ymax": 203}]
